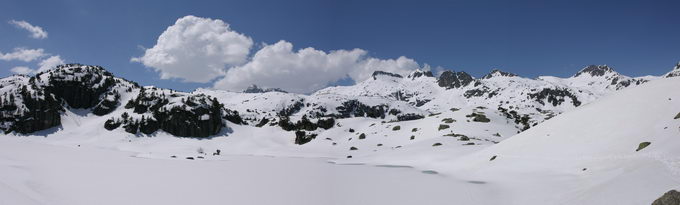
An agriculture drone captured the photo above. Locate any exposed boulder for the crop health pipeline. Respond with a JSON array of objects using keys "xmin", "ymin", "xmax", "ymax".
[{"xmin": 652, "ymin": 190, "xmax": 680, "ymax": 205}]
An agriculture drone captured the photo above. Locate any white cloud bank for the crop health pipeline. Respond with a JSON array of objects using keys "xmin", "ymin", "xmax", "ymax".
[
  {"xmin": 132, "ymin": 15, "xmax": 253, "ymax": 83},
  {"xmin": 135, "ymin": 15, "xmax": 426, "ymax": 93},
  {"xmin": 8, "ymin": 55, "xmax": 65, "ymax": 75},
  {"xmin": 0, "ymin": 48, "xmax": 46, "ymax": 62},
  {"xmin": 9, "ymin": 20, "xmax": 48, "ymax": 39},
  {"xmin": 213, "ymin": 40, "xmax": 423, "ymax": 93}
]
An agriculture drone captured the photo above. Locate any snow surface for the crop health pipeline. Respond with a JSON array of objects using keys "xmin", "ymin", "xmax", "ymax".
[{"xmin": 0, "ymin": 65, "xmax": 678, "ymax": 204}]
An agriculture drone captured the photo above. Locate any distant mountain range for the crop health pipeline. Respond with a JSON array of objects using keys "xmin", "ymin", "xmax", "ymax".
[{"xmin": 0, "ymin": 62, "xmax": 677, "ymax": 143}]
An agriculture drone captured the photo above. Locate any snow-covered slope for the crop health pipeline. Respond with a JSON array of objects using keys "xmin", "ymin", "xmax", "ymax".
[{"xmin": 342, "ymin": 75, "xmax": 680, "ymax": 205}]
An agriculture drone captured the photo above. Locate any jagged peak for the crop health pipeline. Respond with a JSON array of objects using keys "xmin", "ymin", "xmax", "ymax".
[
  {"xmin": 482, "ymin": 69, "xmax": 518, "ymax": 79},
  {"xmin": 406, "ymin": 69, "xmax": 434, "ymax": 79},
  {"xmin": 664, "ymin": 61, "xmax": 680, "ymax": 78},
  {"xmin": 371, "ymin": 71, "xmax": 403, "ymax": 79},
  {"xmin": 437, "ymin": 70, "xmax": 475, "ymax": 89},
  {"xmin": 574, "ymin": 65, "xmax": 618, "ymax": 77}
]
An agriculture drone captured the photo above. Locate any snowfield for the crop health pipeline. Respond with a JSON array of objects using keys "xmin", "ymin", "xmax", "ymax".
[{"xmin": 1, "ymin": 65, "xmax": 679, "ymax": 204}]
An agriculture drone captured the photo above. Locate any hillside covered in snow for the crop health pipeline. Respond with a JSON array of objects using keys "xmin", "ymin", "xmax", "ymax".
[{"xmin": 1, "ymin": 62, "xmax": 679, "ymax": 205}]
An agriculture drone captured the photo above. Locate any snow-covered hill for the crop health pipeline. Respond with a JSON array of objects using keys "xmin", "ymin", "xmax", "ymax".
[{"xmin": 1, "ymin": 62, "xmax": 679, "ymax": 204}]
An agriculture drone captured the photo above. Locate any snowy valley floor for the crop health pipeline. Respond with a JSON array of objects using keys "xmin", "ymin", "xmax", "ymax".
[{"xmin": 0, "ymin": 136, "xmax": 501, "ymax": 205}]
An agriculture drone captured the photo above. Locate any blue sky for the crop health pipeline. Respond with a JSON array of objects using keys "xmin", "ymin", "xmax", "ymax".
[{"xmin": 1, "ymin": 0, "xmax": 679, "ymax": 92}]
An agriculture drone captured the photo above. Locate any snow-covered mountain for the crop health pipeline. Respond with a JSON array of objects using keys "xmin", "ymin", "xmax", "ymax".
[
  {"xmin": 0, "ymin": 63, "xmax": 666, "ymax": 141},
  {"xmin": 1, "ymin": 62, "xmax": 679, "ymax": 204}
]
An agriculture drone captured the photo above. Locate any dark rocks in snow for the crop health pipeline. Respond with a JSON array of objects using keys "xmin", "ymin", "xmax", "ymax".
[
  {"xmin": 574, "ymin": 65, "xmax": 615, "ymax": 77},
  {"xmin": 432, "ymin": 143, "xmax": 443, "ymax": 146},
  {"xmin": 636, "ymin": 142, "xmax": 651, "ymax": 151},
  {"xmin": 652, "ymin": 190, "xmax": 680, "ymax": 205},
  {"xmin": 295, "ymin": 131, "xmax": 317, "ymax": 145},
  {"xmin": 438, "ymin": 70, "xmax": 475, "ymax": 89},
  {"xmin": 408, "ymin": 70, "xmax": 434, "ymax": 79},
  {"xmin": 372, "ymin": 71, "xmax": 403, "ymax": 79},
  {"xmin": 359, "ymin": 133, "xmax": 366, "ymax": 139},
  {"xmin": 243, "ymin": 84, "xmax": 287, "ymax": 93},
  {"xmin": 332, "ymin": 100, "xmax": 390, "ymax": 119},
  {"xmin": 489, "ymin": 155, "xmax": 497, "ymax": 161},
  {"xmin": 482, "ymin": 69, "xmax": 518, "ymax": 79},
  {"xmin": 114, "ymin": 91, "xmax": 224, "ymax": 138},
  {"xmin": 466, "ymin": 112, "xmax": 491, "ymax": 123},
  {"xmin": 528, "ymin": 88, "xmax": 582, "ymax": 107},
  {"xmin": 438, "ymin": 124, "xmax": 450, "ymax": 130},
  {"xmin": 40, "ymin": 64, "xmax": 116, "ymax": 109},
  {"xmin": 664, "ymin": 62, "xmax": 680, "ymax": 78},
  {"xmin": 279, "ymin": 115, "xmax": 335, "ymax": 132},
  {"xmin": 397, "ymin": 113, "xmax": 424, "ymax": 121},
  {"xmin": 674, "ymin": 112, "xmax": 680, "ymax": 119},
  {"xmin": 498, "ymin": 107, "xmax": 531, "ymax": 131}
]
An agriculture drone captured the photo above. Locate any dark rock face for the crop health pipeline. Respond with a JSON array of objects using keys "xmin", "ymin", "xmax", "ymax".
[
  {"xmin": 528, "ymin": 88, "xmax": 582, "ymax": 107},
  {"xmin": 5, "ymin": 86, "xmax": 63, "ymax": 134},
  {"xmin": 397, "ymin": 113, "xmax": 425, "ymax": 121},
  {"xmin": 111, "ymin": 90, "xmax": 224, "ymax": 138},
  {"xmin": 574, "ymin": 65, "xmax": 614, "ymax": 77},
  {"xmin": 40, "ymin": 64, "xmax": 116, "ymax": 109},
  {"xmin": 243, "ymin": 84, "xmax": 287, "ymax": 93},
  {"xmin": 664, "ymin": 62, "xmax": 680, "ymax": 78},
  {"xmin": 482, "ymin": 69, "xmax": 518, "ymax": 79},
  {"xmin": 279, "ymin": 115, "xmax": 334, "ymax": 131},
  {"xmin": 294, "ymin": 130, "xmax": 317, "ymax": 145},
  {"xmin": 408, "ymin": 70, "xmax": 434, "ymax": 79},
  {"xmin": 333, "ymin": 100, "xmax": 389, "ymax": 119},
  {"xmin": 652, "ymin": 190, "xmax": 680, "ymax": 205},
  {"xmin": 438, "ymin": 71, "xmax": 475, "ymax": 89},
  {"xmin": 372, "ymin": 71, "xmax": 403, "ymax": 79}
]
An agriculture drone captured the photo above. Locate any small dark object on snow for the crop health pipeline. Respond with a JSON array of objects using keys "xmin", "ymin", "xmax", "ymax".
[
  {"xmin": 582, "ymin": 168, "xmax": 587, "ymax": 171},
  {"xmin": 213, "ymin": 149, "xmax": 221, "ymax": 155},
  {"xmin": 675, "ymin": 112, "xmax": 680, "ymax": 119},
  {"xmin": 359, "ymin": 133, "xmax": 366, "ymax": 139},
  {"xmin": 346, "ymin": 155, "xmax": 352, "ymax": 158},
  {"xmin": 171, "ymin": 155, "xmax": 176, "ymax": 158},
  {"xmin": 350, "ymin": 146, "xmax": 358, "ymax": 150},
  {"xmin": 410, "ymin": 135, "xmax": 415, "ymax": 140},
  {"xmin": 636, "ymin": 142, "xmax": 651, "ymax": 151},
  {"xmin": 197, "ymin": 156, "xmax": 204, "ymax": 159},
  {"xmin": 349, "ymin": 128, "xmax": 355, "ymax": 133},
  {"xmin": 186, "ymin": 157, "xmax": 194, "ymax": 160},
  {"xmin": 652, "ymin": 190, "xmax": 680, "ymax": 205},
  {"xmin": 432, "ymin": 143, "xmax": 443, "ymax": 146},
  {"xmin": 490, "ymin": 155, "xmax": 497, "ymax": 161}
]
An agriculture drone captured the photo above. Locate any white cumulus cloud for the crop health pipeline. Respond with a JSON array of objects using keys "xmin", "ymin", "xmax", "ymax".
[
  {"xmin": 37, "ymin": 55, "xmax": 65, "ymax": 73},
  {"xmin": 132, "ymin": 15, "xmax": 253, "ymax": 83},
  {"xmin": 213, "ymin": 40, "xmax": 424, "ymax": 93},
  {"xmin": 0, "ymin": 47, "xmax": 46, "ymax": 62},
  {"xmin": 8, "ymin": 55, "xmax": 65, "ymax": 75},
  {"xmin": 9, "ymin": 20, "xmax": 48, "ymax": 39},
  {"xmin": 10, "ymin": 66, "xmax": 33, "ymax": 75}
]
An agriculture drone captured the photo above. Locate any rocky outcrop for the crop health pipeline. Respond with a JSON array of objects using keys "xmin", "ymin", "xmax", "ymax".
[
  {"xmin": 438, "ymin": 70, "xmax": 475, "ymax": 89},
  {"xmin": 528, "ymin": 88, "xmax": 582, "ymax": 107},
  {"xmin": 652, "ymin": 190, "xmax": 680, "ymax": 205},
  {"xmin": 408, "ymin": 70, "xmax": 434, "ymax": 79},
  {"xmin": 574, "ymin": 65, "xmax": 615, "ymax": 77},
  {"xmin": 664, "ymin": 62, "xmax": 680, "ymax": 78},
  {"xmin": 243, "ymin": 84, "xmax": 287, "ymax": 93},
  {"xmin": 482, "ymin": 69, "xmax": 518, "ymax": 79},
  {"xmin": 372, "ymin": 71, "xmax": 403, "ymax": 79},
  {"xmin": 108, "ymin": 88, "xmax": 224, "ymax": 138}
]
